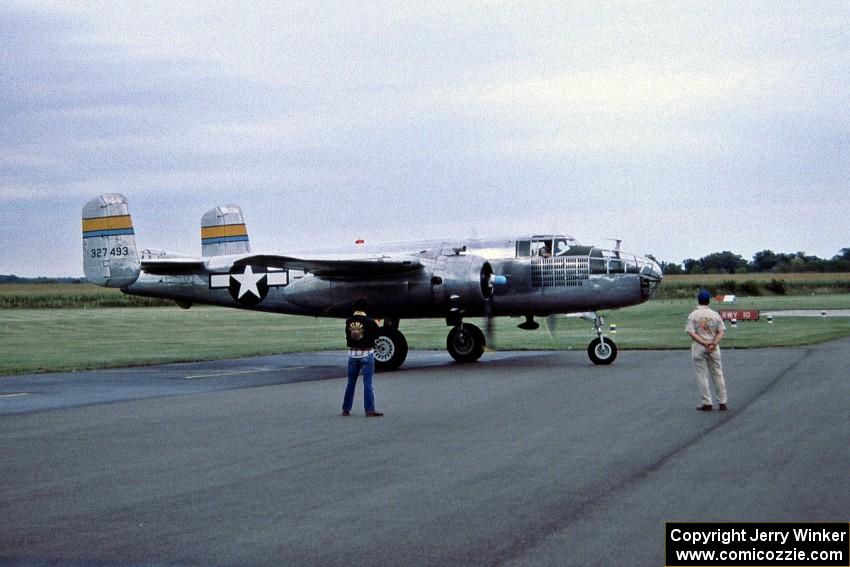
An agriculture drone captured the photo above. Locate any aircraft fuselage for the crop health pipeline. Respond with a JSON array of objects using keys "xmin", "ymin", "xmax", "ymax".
[{"xmin": 124, "ymin": 239, "xmax": 660, "ymax": 320}]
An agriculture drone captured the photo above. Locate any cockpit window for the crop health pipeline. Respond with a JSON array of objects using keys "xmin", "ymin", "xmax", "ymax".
[
  {"xmin": 554, "ymin": 238, "xmax": 572, "ymax": 256},
  {"xmin": 517, "ymin": 235, "xmax": 580, "ymax": 258},
  {"xmin": 532, "ymin": 239, "xmax": 552, "ymax": 257},
  {"xmin": 516, "ymin": 240, "xmax": 531, "ymax": 257}
]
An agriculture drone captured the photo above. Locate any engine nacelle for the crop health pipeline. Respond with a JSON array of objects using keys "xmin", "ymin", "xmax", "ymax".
[{"xmin": 431, "ymin": 254, "xmax": 495, "ymax": 314}]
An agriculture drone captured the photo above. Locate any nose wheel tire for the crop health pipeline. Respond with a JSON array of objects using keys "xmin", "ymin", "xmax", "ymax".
[
  {"xmin": 447, "ymin": 323, "xmax": 486, "ymax": 363},
  {"xmin": 374, "ymin": 327, "xmax": 408, "ymax": 372},
  {"xmin": 588, "ymin": 337, "xmax": 617, "ymax": 365}
]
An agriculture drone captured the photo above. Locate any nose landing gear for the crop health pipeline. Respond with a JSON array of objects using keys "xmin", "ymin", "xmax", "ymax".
[{"xmin": 586, "ymin": 312, "xmax": 617, "ymax": 365}]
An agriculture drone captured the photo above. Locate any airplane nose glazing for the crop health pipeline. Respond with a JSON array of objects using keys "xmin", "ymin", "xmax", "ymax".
[
  {"xmin": 637, "ymin": 255, "xmax": 663, "ymax": 298},
  {"xmin": 647, "ymin": 258, "xmax": 662, "ymax": 280}
]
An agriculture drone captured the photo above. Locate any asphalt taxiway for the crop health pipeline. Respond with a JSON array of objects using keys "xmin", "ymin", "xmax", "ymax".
[{"xmin": 1, "ymin": 340, "xmax": 848, "ymax": 566}]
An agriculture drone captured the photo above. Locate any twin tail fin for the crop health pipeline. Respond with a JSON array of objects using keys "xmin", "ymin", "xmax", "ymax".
[
  {"xmin": 82, "ymin": 196, "xmax": 251, "ymax": 288},
  {"xmin": 201, "ymin": 205, "xmax": 250, "ymax": 257},
  {"xmin": 82, "ymin": 193, "xmax": 140, "ymax": 288}
]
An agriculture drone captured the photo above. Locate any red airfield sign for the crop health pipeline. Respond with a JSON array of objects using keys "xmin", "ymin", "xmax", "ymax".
[{"xmin": 719, "ymin": 309, "xmax": 760, "ymax": 321}]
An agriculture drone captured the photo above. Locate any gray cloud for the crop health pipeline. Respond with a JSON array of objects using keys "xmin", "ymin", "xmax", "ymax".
[{"xmin": 1, "ymin": 1, "xmax": 849, "ymax": 276}]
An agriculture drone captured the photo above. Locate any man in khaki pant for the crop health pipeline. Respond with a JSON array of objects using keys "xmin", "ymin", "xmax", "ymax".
[{"xmin": 685, "ymin": 290, "xmax": 728, "ymax": 411}]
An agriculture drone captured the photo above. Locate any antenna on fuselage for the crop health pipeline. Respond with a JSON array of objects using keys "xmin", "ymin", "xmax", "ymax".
[{"xmin": 603, "ymin": 238, "xmax": 622, "ymax": 252}]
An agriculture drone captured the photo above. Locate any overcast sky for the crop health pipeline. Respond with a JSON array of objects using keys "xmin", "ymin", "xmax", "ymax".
[{"xmin": 2, "ymin": 1, "xmax": 848, "ymax": 277}]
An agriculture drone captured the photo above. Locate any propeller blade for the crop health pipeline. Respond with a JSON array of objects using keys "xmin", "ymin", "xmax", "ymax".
[
  {"xmin": 545, "ymin": 315, "xmax": 560, "ymax": 339},
  {"xmin": 483, "ymin": 301, "xmax": 496, "ymax": 349},
  {"xmin": 484, "ymin": 273, "xmax": 507, "ymax": 293}
]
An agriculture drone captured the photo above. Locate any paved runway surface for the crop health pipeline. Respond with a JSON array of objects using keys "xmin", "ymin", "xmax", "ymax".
[{"xmin": 2, "ymin": 341, "xmax": 848, "ymax": 566}]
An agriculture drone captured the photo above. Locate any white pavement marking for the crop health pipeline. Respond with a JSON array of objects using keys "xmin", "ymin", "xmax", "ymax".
[
  {"xmin": 0, "ymin": 392, "xmax": 30, "ymax": 399},
  {"xmin": 184, "ymin": 367, "xmax": 304, "ymax": 380}
]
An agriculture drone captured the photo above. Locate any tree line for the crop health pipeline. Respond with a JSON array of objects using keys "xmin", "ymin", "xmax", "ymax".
[
  {"xmin": 0, "ymin": 275, "xmax": 84, "ymax": 284},
  {"xmin": 659, "ymin": 247, "xmax": 850, "ymax": 275}
]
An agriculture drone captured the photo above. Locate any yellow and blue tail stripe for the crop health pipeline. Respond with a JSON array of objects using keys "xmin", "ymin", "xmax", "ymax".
[
  {"xmin": 82, "ymin": 215, "xmax": 135, "ymax": 239},
  {"xmin": 201, "ymin": 223, "xmax": 249, "ymax": 246}
]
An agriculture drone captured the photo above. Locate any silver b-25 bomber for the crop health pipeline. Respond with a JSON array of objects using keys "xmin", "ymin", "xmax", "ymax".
[{"xmin": 82, "ymin": 194, "xmax": 662, "ymax": 370}]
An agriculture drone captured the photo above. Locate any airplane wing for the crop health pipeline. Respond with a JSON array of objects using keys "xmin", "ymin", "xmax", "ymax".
[
  {"xmin": 228, "ymin": 254, "xmax": 424, "ymax": 277},
  {"xmin": 138, "ymin": 248, "xmax": 423, "ymax": 277}
]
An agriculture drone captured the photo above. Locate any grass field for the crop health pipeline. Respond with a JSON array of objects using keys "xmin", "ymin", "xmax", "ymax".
[
  {"xmin": 0, "ymin": 283, "xmax": 168, "ymax": 308},
  {"xmin": 2, "ymin": 294, "xmax": 849, "ymax": 376},
  {"xmin": 657, "ymin": 272, "xmax": 850, "ymax": 298}
]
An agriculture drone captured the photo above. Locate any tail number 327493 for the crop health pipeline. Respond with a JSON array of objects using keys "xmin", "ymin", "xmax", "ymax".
[{"xmin": 90, "ymin": 247, "xmax": 130, "ymax": 258}]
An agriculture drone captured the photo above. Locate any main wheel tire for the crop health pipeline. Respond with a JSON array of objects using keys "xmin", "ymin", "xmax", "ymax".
[
  {"xmin": 446, "ymin": 323, "xmax": 486, "ymax": 363},
  {"xmin": 374, "ymin": 327, "xmax": 408, "ymax": 372},
  {"xmin": 588, "ymin": 337, "xmax": 618, "ymax": 365}
]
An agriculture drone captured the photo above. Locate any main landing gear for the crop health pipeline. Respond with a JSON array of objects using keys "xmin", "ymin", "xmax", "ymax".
[
  {"xmin": 374, "ymin": 320, "xmax": 408, "ymax": 372},
  {"xmin": 446, "ymin": 323, "xmax": 486, "ymax": 363},
  {"xmin": 374, "ymin": 319, "xmax": 488, "ymax": 371}
]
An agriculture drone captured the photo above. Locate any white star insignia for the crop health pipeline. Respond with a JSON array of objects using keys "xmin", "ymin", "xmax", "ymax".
[{"xmin": 232, "ymin": 265, "xmax": 266, "ymax": 299}]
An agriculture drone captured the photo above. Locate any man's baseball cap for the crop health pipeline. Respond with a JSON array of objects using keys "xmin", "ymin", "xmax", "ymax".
[{"xmin": 697, "ymin": 289, "xmax": 712, "ymax": 303}]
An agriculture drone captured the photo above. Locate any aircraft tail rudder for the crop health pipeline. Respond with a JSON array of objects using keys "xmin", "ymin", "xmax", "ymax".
[
  {"xmin": 201, "ymin": 205, "xmax": 251, "ymax": 257},
  {"xmin": 82, "ymin": 194, "xmax": 141, "ymax": 288}
]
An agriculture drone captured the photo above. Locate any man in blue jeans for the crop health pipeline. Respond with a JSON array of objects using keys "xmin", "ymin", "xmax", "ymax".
[{"xmin": 342, "ymin": 298, "xmax": 383, "ymax": 417}]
